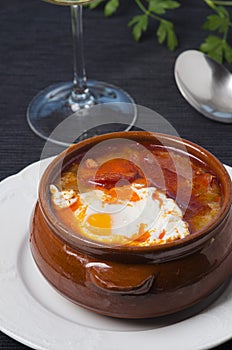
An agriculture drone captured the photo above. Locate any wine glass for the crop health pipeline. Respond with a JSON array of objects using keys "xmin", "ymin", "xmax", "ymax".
[{"xmin": 27, "ymin": 0, "xmax": 137, "ymax": 146}]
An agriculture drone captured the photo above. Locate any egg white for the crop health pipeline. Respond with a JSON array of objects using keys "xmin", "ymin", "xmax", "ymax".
[{"xmin": 73, "ymin": 186, "xmax": 190, "ymax": 244}]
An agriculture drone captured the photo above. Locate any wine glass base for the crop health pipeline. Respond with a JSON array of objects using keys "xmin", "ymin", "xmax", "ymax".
[{"xmin": 27, "ymin": 80, "xmax": 137, "ymax": 146}]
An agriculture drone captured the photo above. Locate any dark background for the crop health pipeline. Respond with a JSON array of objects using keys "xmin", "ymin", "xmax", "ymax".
[{"xmin": 0, "ymin": 0, "xmax": 232, "ymax": 348}]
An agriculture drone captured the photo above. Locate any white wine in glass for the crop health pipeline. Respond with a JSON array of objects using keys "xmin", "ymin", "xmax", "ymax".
[{"xmin": 27, "ymin": 0, "xmax": 136, "ymax": 146}]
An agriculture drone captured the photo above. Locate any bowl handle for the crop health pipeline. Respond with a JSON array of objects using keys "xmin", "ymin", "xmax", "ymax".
[{"xmin": 86, "ymin": 262, "xmax": 155, "ymax": 295}]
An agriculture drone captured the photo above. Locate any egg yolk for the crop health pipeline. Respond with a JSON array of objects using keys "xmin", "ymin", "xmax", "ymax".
[{"xmin": 86, "ymin": 213, "xmax": 112, "ymax": 229}]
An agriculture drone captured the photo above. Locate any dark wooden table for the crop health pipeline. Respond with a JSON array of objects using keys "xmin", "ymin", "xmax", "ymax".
[{"xmin": 1, "ymin": 0, "xmax": 232, "ymax": 348}]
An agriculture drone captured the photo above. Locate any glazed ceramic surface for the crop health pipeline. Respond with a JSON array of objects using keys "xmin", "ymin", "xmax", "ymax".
[
  {"xmin": 30, "ymin": 132, "xmax": 232, "ymax": 318},
  {"xmin": 1, "ymin": 158, "xmax": 232, "ymax": 349}
]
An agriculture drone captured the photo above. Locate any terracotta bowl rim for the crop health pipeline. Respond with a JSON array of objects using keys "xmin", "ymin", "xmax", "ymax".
[{"xmin": 38, "ymin": 131, "xmax": 232, "ymax": 254}]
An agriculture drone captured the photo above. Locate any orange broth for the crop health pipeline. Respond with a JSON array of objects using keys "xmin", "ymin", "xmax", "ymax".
[{"xmin": 51, "ymin": 143, "xmax": 222, "ymax": 236}]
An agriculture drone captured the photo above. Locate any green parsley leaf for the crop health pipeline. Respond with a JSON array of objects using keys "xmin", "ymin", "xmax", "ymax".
[
  {"xmin": 128, "ymin": 14, "xmax": 148, "ymax": 42},
  {"xmin": 201, "ymin": 35, "xmax": 232, "ymax": 64},
  {"xmin": 149, "ymin": 0, "xmax": 180, "ymax": 15},
  {"xmin": 223, "ymin": 42, "xmax": 232, "ymax": 63},
  {"xmin": 157, "ymin": 21, "xmax": 167, "ymax": 44},
  {"xmin": 104, "ymin": 0, "xmax": 119, "ymax": 17},
  {"xmin": 157, "ymin": 20, "xmax": 178, "ymax": 51},
  {"xmin": 149, "ymin": 0, "xmax": 166, "ymax": 15},
  {"xmin": 167, "ymin": 26, "xmax": 178, "ymax": 51},
  {"xmin": 200, "ymin": 35, "xmax": 224, "ymax": 63},
  {"xmin": 163, "ymin": 1, "xmax": 180, "ymax": 9},
  {"xmin": 88, "ymin": 0, "xmax": 102, "ymax": 10},
  {"xmin": 214, "ymin": 6, "xmax": 229, "ymax": 18},
  {"xmin": 203, "ymin": 13, "xmax": 229, "ymax": 33}
]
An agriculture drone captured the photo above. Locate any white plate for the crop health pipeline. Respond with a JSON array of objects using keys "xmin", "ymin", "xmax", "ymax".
[{"xmin": 0, "ymin": 158, "xmax": 232, "ymax": 350}]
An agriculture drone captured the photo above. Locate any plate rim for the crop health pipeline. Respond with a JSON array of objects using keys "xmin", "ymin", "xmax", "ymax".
[{"xmin": 0, "ymin": 158, "xmax": 232, "ymax": 350}]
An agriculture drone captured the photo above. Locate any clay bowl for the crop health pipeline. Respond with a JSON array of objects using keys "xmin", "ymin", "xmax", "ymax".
[{"xmin": 30, "ymin": 132, "xmax": 232, "ymax": 319}]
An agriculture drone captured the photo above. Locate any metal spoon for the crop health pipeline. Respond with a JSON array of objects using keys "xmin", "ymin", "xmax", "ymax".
[{"xmin": 174, "ymin": 50, "xmax": 232, "ymax": 123}]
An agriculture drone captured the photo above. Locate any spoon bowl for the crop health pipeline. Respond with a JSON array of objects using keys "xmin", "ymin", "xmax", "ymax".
[{"xmin": 174, "ymin": 50, "xmax": 232, "ymax": 123}]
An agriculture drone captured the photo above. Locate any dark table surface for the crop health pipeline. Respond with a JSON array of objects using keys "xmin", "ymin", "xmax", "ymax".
[{"xmin": 1, "ymin": 0, "xmax": 232, "ymax": 349}]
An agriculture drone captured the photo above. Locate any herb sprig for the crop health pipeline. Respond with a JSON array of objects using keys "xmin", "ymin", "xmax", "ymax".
[
  {"xmin": 89, "ymin": 0, "xmax": 179, "ymax": 51},
  {"xmin": 88, "ymin": 0, "xmax": 232, "ymax": 63},
  {"xmin": 201, "ymin": 1, "xmax": 232, "ymax": 63},
  {"xmin": 129, "ymin": 0, "xmax": 180, "ymax": 51}
]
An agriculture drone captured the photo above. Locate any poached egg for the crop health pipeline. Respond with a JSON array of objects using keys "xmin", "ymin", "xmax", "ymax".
[{"xmin": 50, "ymin": 184, "xmax": 190, "ymax": 246}]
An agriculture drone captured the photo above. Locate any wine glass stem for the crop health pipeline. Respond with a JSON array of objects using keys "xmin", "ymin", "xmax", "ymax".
[{"xmin": 71, "ymin": 5, "xmax": 89, "ymax": 101}]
